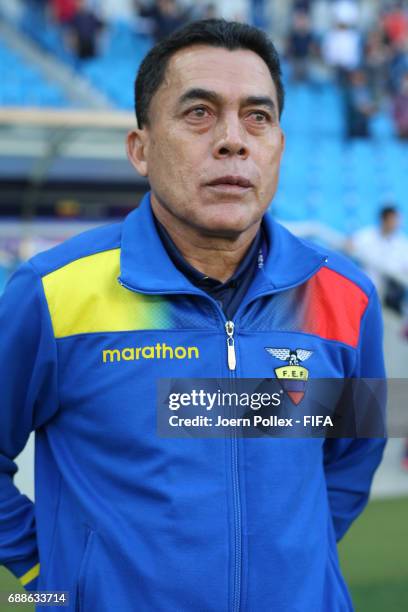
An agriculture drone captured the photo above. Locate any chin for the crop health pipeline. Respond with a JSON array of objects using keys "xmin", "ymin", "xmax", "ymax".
[{"xmin": 197, "ymin": 213, "xmax": 257, "ymax": 237}]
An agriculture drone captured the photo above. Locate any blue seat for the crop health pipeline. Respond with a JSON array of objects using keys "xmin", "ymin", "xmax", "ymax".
[{"xmin": 0, "ymin": 40, "xmax": 70, "ymax": 108}]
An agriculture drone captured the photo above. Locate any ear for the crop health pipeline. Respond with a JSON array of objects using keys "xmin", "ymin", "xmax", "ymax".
[
  {"xmin": 126, "ymin": 129, "xmax": 149, "ymax": 177},
  {"xmin": 280, "ymin": 128, "xmax": 286, "ymax": 153}
]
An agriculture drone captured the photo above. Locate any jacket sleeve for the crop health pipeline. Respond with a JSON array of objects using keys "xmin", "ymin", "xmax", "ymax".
[
  {"xmin": 0, "ymin": 261, "xmax": 59, "ymax": 590},
  {"xmin": 323, "ymin": 286, "xmax": 387, "ymax": 541}
]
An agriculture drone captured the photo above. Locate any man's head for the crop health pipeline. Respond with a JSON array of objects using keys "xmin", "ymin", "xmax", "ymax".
[
  {"xmin": 157, "ymin": 0, "xmax": 179, "ymax": 17},
  {"xmin": 293, "ymin": 11, "xmax": 310, "ymax": 33},
  {"xmin": 127, "ymin": 19, "xmax": 285, "ymax": 238},
  {"xmin": 380, "ymin": 205, "xmax": 400, "ymax": 235},
  {"xmin": 134, "ymin": 20, "xmax": 284, "ymax": 130}
]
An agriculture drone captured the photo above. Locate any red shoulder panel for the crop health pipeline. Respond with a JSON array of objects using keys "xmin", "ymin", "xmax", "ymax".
[{"xmin": 302, "ymin": 267, "xmax": 369, "ymax": 348}]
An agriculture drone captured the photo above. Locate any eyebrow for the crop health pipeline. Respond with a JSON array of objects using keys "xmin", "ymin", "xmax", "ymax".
[{"xmin": 177, "ymin": 88, "xmax": 277, "ymax": 117}]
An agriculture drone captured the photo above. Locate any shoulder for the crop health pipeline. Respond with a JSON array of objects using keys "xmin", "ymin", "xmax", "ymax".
[
  {"xmin": 24, "ymin": 222, "xmax": 125, "ymax": 339},
  {"xmin": 295, "ymin": 238, "xmax": 379, "ymax": 350},
  {"xmin": 29, "ymin": 221, "xmax": 122, "ymax": 279},
  {"xmin": 300, "ymin": 236, "xmax": 376, "ymax": 299},
  {"xmin": 269, "ymin": 216, "xmax": 376, "ymax": 299}
]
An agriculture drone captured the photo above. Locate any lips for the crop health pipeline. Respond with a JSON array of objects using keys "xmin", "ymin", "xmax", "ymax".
[{"xmin": 207, "ymin": 175, "xmax": 253, "ymax": 188}]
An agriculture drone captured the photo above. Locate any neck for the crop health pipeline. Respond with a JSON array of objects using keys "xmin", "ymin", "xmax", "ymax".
[
  {"xmin": 381, "ymin": 228, "xmax": 393, "ymax": 237},
  {"xmin": 151, "ymin": 197, "xmax": 261, "ymax": 283}
]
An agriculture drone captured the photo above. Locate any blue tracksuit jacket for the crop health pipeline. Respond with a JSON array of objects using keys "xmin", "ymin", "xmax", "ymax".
[{"xmin": 0, "ymin": 193, "xmax": 386, "ymax": 611}]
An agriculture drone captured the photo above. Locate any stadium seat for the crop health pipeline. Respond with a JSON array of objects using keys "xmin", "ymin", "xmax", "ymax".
[
  {"xmin": 0, "ymin": 40, "xmax": 70, "ymax": 108},
  {"xmin": 4, "ymin": 5, "xmax": 407, "ymax": 235}
]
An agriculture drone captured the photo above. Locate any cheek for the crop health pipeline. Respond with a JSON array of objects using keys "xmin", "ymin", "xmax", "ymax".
[
  {"xmin": 256, "ymin": 137, "xmax": 284, "ymax": 199},
  {"xmin": 146, "ymin": 131, "xmax": 206, "ymax": 202},
  {"xmin": 149, "ymin": 133, "xmax": 200, "ymax": 185},
  {"xmin": 271, "ymin": 143, "xmax": 284, "ymax": 171},
  {"xmin": 268, "ymin": 130, "xmax": 284, "ymax": 161},
  {"xmin": 258, "ymin": 139, "xmax": 283, "ymax": 179}
]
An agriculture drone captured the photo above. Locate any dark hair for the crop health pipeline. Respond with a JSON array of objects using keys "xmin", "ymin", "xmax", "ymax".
[
  {"xmin": 135, "ymin": 19, "xmax": 284, "ymax": 128},
  {"xmin": 380, "ymin": 205, "xmax": 398, "ymax": 220}
]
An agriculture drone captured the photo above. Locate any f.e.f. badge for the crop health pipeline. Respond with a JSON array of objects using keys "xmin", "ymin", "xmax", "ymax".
[{"xmin": 265, "ymin": 348, "xmax": 313, "ymax": 405}]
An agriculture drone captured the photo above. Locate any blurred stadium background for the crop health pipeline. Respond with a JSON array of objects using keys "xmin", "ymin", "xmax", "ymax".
[{"xmin": 0, "ymin": 0, "xmax": 407, "ymax": 610}]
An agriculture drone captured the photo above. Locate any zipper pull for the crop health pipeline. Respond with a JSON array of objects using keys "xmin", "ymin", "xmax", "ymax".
[{"xmin": 225, "ymin": 321, "xmax": 236, "ymax": 371}]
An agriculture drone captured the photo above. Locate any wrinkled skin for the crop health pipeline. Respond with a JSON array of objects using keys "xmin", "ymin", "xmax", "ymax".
[{"xmin": 128, "ymin": 45, "xmax": 285, "ymax": 241}]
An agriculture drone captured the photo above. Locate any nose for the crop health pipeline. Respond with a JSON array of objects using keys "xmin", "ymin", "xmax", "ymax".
[{"xmin": 212, "ymin": 113, "xmax": 249, "ymax": 160}]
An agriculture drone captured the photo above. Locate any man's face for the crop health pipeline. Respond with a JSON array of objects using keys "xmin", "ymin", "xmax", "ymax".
[
  {"xmin": 128, "ymin": 45, "xmax": 285, "ymax": 237},
  {"xmin": 382, "ymin": 212, "xmax": 400, "ymax": 235}
]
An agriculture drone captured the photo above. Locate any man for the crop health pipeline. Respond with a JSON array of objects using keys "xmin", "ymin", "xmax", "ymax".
[
  {"xmin": 0, "ymin": 19, "xmax": 386, "ymax": 612},
  {"xmin": 393, "ymin": 70, "xmax": 408, "ymax": 139},
  {"xmin": 344, "ymin": 68, "xmax": 375, "ymax": 139},
  {"xmin": 66, "ymin": 0, "xmax": 104, "ymax": 61},
  {"xmin": 321, "ymin": 5, "xmax": 361, "ymax": 86},
  {"xmin": 286, "ymin": 9, "xmax": 316, "ymax": 82},
  {"xmin": 135, "ymin": 0, "xmax": 188, "ymax": 43},
  {"xmin": 348, "ymin": 205, "xmax": 408, "ymax": 301}
]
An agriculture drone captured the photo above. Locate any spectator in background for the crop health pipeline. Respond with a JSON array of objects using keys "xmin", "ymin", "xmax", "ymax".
[
  {"xmin": 353, "ymin": 200, "xmax": 408, "ymax": 463},
  {"xmin": 293, "ymin": 0, "xmax": 312, "ymax": 12},
  {"xmin": 393, "ymin": 70, "xmax": 408, "ymax": 138},
  {"xmin": 321, "ymin": 2, "xmax": 362, "ymax": 87},
  {"xmin": 347, "ymin": 205, "xmax": 408, "ymax": 312},
  {"xmin": 286, "ymin": 9, "xmax": 316, "ymax": 82},
  {"xmin": 134, "ymin": 0, "xmax": 187, "ymax": 43},
  {"xmin": 50, "ymin": 0, "xmax": 77, "ymax": 25},
  {"xmin": 311, "ymin": 0, "xmax": 333, "ymax": 38},
  {"xmin": 67, "ymin": 0, "xmax": 104, "ymax": 60},
  {"xmin": 382, "ymin": 1, "xmax": 408, "ymax": 48},
  {"xmin": 388, "ymin": 35, "xmax": 408, "ymax": 94},
  {"xmin": 364, "ymin": 27, "xmax": 390, "ymax": 103},
  {"xmin": 344, "ymin": 68, "xmax": 376, "ymax": 138}
]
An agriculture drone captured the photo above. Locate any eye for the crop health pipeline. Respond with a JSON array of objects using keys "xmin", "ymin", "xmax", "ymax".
[
  {"xmin": 186, "ymin": 106, "xmax": 211, "ymax": 119},
  {"xmin": 247, "ymin": 111, "xmax": 270, "ymax": 123}
]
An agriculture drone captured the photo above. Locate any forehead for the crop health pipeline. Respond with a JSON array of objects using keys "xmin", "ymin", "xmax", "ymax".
[{"xmin": 158, "ymin": 45, "xmax": 277, "ymax": 104}]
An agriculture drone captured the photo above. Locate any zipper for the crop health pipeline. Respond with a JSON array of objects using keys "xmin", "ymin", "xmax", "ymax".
[
  {"xmin": 120, "ymin": 274, "xmax": 242, "ymax": 609},
  {"xmin": 224, "ymin": 321, "xmax": 241, "ymax": 612},
  {"xmin": 118, "ymin": 256, "xmax": 327, "ymax": 612},
  {"xmin": 117, "ymin": 255, "xmax": 327, "ymax": 319},
  {"xmin": 230, "ymin": 419, "xmax": 242, "ymax": 612},
  {"xmin": 221, "ymin": 264, "xmax": 327, "ymax": 612},
  {"xmin": 225, "ymin": 321, "xmax": 236, "ymax": 371}
]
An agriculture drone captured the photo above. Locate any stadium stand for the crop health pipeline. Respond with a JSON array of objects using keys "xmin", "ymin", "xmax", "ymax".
[
  {"xmin": 17, "ymin": 6, "xmax": 153, "ymax": 109},
  {"xmin": 0, "ymin": 3, "xmax": 407, "ymax": 236},
  {"xmin": 0, "ymin": 39, "xmax": 69, "ymax": 108},
  {"xmin": 276, "ymin": 83, "xmax": 408, "ymax": 234},
  {"xmin": 0, "ymin": 6, "xmax": 407, "ymax": 609},
  {"xmin": 80, "ymin": 23, "xmax": 152, "ymax": 109}
]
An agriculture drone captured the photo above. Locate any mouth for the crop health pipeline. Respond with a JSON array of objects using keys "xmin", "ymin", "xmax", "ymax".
[{"xmin": 206, "ymin": 175, "xmax": 254, "ymax": 190}]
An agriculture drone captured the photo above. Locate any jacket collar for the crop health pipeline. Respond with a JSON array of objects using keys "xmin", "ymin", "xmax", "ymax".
[{"xmin": 119, "ymin": 192, "xmax": 327, "ymax": 295}]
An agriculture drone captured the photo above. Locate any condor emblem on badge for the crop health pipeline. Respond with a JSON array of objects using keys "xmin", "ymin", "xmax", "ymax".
[{"xmin": 265, "ymin": 348, "xmax": 313, "ymax": 405}]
